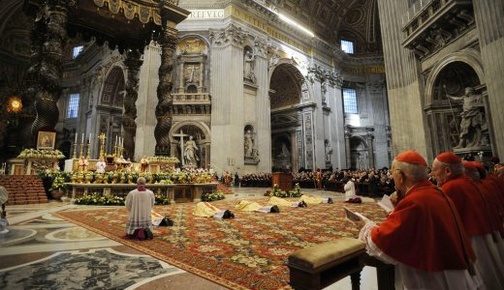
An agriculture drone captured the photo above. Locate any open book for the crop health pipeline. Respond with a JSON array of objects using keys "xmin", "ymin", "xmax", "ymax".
[
  {"xmin": 377, "ymin": 194, "xmax": 394, "ymax": 214},
  {"xmin": 344, "ymin": 207, "xmax": 370, "ymax": 223}
]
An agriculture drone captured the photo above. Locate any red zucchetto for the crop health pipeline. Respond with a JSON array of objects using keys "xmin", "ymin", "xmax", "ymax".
[
  {"xmin": 462, "ymin": 160, "xmax": 476, "ymax": 172},
  {"xmin": 395, "ymin": 150, "xmax": 427, "ymax": 166},
  {"xmin": 435, "ymin": 152, "xmax": 462, "ymax": 164}
]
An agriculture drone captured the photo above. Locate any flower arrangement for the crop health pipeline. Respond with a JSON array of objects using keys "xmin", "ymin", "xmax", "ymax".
[
  {"xmin": 73, "ymin": 192, "xmax": 172, "ymax": 206},
  {"xmin": 18, "ymin": 148, "xmax": 66, "ymax": 159},
  {"xmin": 289, "ymin": 183, "xmax": 303, "ymax": 197},
  {"xmin": 155, "ymin": 193, "xmax": 171, "ymax": 205},
  {"xmin": 38, "ymin": 169, "xmax": 71, "ymax": 194},
  {"xmin": 201, "ymin": 190, "xmax": 225, "ymax": 202},
  {"xmin": 269, "ymin": 183, "xmax": 303, "ymax": 198},
  {"xmin": 74, "ymin": 193, "xmax": 125, "ymax": 206},
  {"xmin": 50, "ymin": 176, "xmax": 67, "ymax": 192}
]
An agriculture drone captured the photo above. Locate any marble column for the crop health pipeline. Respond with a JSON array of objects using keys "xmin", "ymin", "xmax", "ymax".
[
  {"xmin": 367, "ymin": 82, "xmax": 388, "ymax": 168},
  {"xmin": 377, "ymin": 0, "xmax": 428, "ymax": 156},
  {"xmin": 306, "ymin": 65, "xmax": 325, "ymax": 169},
  {"xmin": 345, "ymin": 126, "xmax": 351, "ymax": 169},
  {"xmin": 123, "ymin": 49, "xmax": 143, "ymax": 160},
  {"xmin": 29, "ymin": 1, "xmax": 73, "ymax": 142},
  {"xmin": 473, "ymin": 1, "xmax": 504, "ymax": 158},
  {"xmin": 326, "ymin": 71, "xmax": 345, "ymax": 169},
  {"xmin": 366, "ymin": 128, "xmax": 375, "ymax": 169},
  {"xmin": 154, "ymin": 18, "xmax": 179, "ymax": 156}
]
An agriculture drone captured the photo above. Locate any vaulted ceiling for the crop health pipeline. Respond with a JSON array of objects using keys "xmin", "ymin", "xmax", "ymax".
[{"xmin": 274, "ymin": 0, "xmax": 382, "ymax": 54}]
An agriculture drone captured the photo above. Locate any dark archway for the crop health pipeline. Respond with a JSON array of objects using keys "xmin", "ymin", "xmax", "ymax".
[{"xmin": 269, "ymin": 63, "xmax": 303, "ymax": 172}]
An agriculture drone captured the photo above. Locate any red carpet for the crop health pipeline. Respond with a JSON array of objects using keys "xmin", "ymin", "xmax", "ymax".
[{"xmin": 55, "ymin": 198, "xmax": 387, "ymax": 289}]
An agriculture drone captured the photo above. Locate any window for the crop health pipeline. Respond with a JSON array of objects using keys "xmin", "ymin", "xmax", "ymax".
[
  {"xmin": 343, "ymin": 88, "xmax": 358, "ymax": 114},
  {"xmin": 67, "ymin": 93, "xmax": 80, "ymax": 118},
  {"xmin": 341, "ymin": 40, "xmax": 354, "ymax": 54},
  {"xmin": 72, "ymin": 45, "xmax": 84, "ymax": 59}
]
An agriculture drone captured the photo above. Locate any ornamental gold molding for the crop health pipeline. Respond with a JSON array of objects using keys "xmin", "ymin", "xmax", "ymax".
[{"xmin": 93, "ymin": 0, "xmax": 166, "ymax": 25}]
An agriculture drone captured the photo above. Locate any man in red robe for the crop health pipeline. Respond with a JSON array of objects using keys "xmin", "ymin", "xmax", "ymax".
[
  {"xmin": 431, "ymin": 152, "xmax": 504, "ymax": 289},
  {"xmin": 359, "ymin": 150, "xmax": 481, "ymax": 289}
]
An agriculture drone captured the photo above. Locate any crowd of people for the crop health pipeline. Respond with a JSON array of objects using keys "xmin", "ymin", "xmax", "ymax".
[
  {"xmin": 239, "ymin": 168, "xmax": 395, "ymax": 197},
  {"xmin": 358, "ymin": 151, "xmax": 504, "ymax": 289}
]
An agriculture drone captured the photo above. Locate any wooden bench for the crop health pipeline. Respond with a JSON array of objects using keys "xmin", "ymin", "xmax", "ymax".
[{"xmin": 287, "ymin": 237, "xmax": 366, "ymax": 290}]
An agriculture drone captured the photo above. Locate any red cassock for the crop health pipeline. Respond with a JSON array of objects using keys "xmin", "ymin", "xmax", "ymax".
[
  {"xmin": 473, "ymin": 179, "xmax": 504, "ymax": 236},
  {"xmin": 485, "ymin": 174, "xmax": 504, "ymax": 208},
  {"xmin": 371, "ymin": 180, "xmax": 475, "ymax": 272},
  {"xmin": 441, "ymin": 175, "xmax": 493, "ymax": 236}
]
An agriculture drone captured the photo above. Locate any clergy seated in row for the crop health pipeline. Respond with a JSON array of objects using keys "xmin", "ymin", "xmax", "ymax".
[
  {"xmin": 431, "ymin": 152, "xmax": 504, "ymax": 289},
  {"xmin": 358, "ymin": 150, "xmax": 483, "ymax": 290}
]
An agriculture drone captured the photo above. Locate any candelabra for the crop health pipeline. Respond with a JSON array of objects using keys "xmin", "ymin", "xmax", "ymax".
[
  {"xmin": 86, "ymin": 141, "xmax": 91, "ymax": 159},
  {"xmin": 72, "ymin": 142, "xmax": 78, "ymax": 159},
  {"xmin": 98, "ymin": 133, "xmax": 106, "ymax": 160}
]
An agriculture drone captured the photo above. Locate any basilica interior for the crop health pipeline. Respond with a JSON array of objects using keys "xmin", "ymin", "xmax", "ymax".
[
  {"xmin": 1, "ymin": 0, "xmax": 504, "ymax": 289},
  {"xmin": 1, "ymin": 0, "xmax": 503, "ymax": 173}
]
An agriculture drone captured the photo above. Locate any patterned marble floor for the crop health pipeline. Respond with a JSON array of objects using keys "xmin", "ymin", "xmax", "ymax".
[{"xmin": 0, "ymin": 187, "xmax": 378, "ymax": 290}]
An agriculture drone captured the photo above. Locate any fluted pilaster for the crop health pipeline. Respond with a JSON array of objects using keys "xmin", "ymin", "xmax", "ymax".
[
  {"xmin": 473, "ymin": 1, "xmax": 504, "ymax": 158},
  {"xmin": 377, "ymin": 1, "xmax": 417, "ymax": 89}
]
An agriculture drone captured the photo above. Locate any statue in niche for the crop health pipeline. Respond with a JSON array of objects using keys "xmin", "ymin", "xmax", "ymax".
[
  {"xmin": 325, "ymin": 140, "xmax": 333, "ymax": 162},
  {"xmin": 244, "ymin": 48, "xmax": 256, "ymax": 83},
  {"xmin": 184, "ymin": 136, "xmax": 199, "ymax": 166},
  {"xmin": 244, "ymin": 130, "xmax": 254, "ymax": 158},
  {"xmin": 277, "ymin": 143, "xmax": 290, "ymax": 158},
  {"xmin": 445, "ymin": 86, "xmax": 487, "ymax": 149}
]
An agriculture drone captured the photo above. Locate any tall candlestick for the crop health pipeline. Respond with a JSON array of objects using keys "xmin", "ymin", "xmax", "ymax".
[
  {"xmin": 89, "ymin": 133, "xmax": 91, "ymax": 143},
  {"xmin": 115, "ymin": 135, "xmax": 118, "ymax": 146},
  {"xmin": 81, "ymin": 133, "xmax": 84, "ymax": 144}
]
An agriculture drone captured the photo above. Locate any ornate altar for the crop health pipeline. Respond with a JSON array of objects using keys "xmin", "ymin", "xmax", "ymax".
[
  {"xmin": 69, "ymin": 182, "xmax": 218, "ymax": 203},
  {"xmin": 9, "ymin": 149, "xmax": 65, "ymax": 175}
]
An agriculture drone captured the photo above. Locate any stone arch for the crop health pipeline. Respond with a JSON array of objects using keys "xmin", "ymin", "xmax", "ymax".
[
  {"xmin": 269, "ymin": 60, "xmax": 305, "ymax": 172},
  {"xmin": 424, "ymin": 49, "xmax": 488, "ymax": 154},
  {"xmin": 424, "ymin": 49, "xmax": 484, "ymax": 107},
  {"xmin": 99, "ymin": 66, "xmax": 126, "ymax": 107},
  {"xmin": 176, "ymin": 35, "xmax": 209, "ymax": 94}
]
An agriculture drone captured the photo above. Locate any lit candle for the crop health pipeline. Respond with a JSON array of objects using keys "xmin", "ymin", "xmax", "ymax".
[{"xmin": 81, "ymin": 133, "xmax": 84, "ymax": 144}]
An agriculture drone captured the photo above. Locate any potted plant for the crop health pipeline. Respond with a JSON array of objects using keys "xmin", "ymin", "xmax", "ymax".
[{"xmin": 49, "ymin": 175, "xmax": 67, "ymax": 200}]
